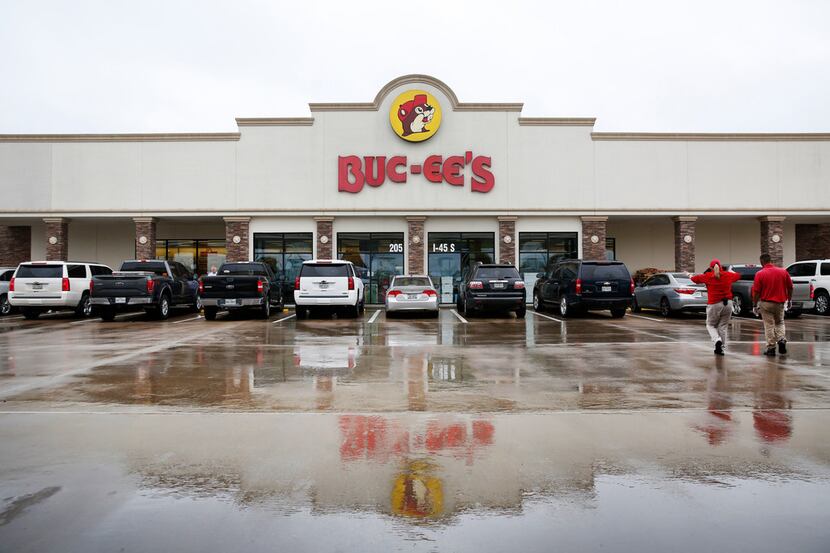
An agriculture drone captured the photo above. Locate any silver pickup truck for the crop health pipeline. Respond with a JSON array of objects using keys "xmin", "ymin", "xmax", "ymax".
[{"xmin": 727, "ymin": 264, "xmax": 814, "ymax": 318}]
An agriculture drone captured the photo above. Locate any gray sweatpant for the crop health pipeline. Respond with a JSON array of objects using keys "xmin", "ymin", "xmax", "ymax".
[{"xmin": 706, "ymin": 301, "xmax": 733, "ymax": 345}]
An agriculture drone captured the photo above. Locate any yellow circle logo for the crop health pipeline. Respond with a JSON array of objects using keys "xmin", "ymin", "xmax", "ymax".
[{"xmin": 389, "ymin": 90, "xmax": 441, "ymax": 142}]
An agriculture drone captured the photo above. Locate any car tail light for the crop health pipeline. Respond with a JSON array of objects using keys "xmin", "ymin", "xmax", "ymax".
[
  {"xmin": 575, "ymin": 278, "xmax": 582, "ymax": 295},
  {"xmin": 387, "ymin": 289, "xmax": 402, "ymax": 297},
  {"xmin": 348, "ymin": 277, "xmax": 355, "ymax": 290},
  {"xmin": 674, "ymin": 288, "xmax": 696, "ymax": 295},
  {"xmin": 423, "ymin": 289, "xmax": 437, "ymax": 297},
  {"xmin": 62, "ymin": 277, "xmax": 70, "ymax": 292},
  {"xmin": 513, "ymin": 281, "xmax": 525, "ymax": 289},
  {"xmin": 198, "ymin": 279, "xmax": 204, "ymax": 294},
  {"xmin": 257, "ymin": 279, "xmax": 264, "ymax": 293},
  {"xmin": 810, "ymin": 283, "xmax": 815, "ymax": 300},
  {"xmin": 89, "ymin": 279, "xmax": 94, "ymax": 293},
  {"xmin": 146, "ymin": 278, "xmax": 155, "ymax": 294},
  {"xmin": 9, "ymin": 278, "xmax": 14, "ymax": 292},
  {"xmin": 469, "ymin": 281, "xmax": 483, "ymax": 289},
  {"xmin": 630, "ymin": 279, "xmax": 635, "ymax": 295},
  {"xmin": 294, "ymin": 276, "xmax": 300, "ymax": 290}
]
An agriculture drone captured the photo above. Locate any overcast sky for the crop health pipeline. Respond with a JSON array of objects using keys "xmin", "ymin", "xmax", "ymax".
[{"xmin": 1, "ymin": 0, "xmax": 828, "ymax": 134}]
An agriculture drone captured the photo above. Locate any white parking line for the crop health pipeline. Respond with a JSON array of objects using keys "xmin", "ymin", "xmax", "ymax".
[
  {"xmin": 116, "ymin": 312, "xmax": 145, "ymax": 320},
  {"xmin": 2, "ymin": 315, "xmax": 24, "ymax": 321},
  {"xmin": 69, "ymin": 318, "xmax": 98, "ymax": 326},
  {"xmin": 172, "ymin": 315, "xmax": 202, "ymax": 324},
  {"xmin": 272, "ymin": 314, "xmax": 296, "ymax": 324},
  {"xmin": 367, "ymin": 310, "xmax": 381, "ymax": 323},
  {"xmin": 628, "ymin": 313, "xmax": 668, "ymax": 323},
  {"xmin": 450, "ymin": 309, "xmax": 468, "ymax": 324},
  {"xmin": 528, "ymin": 310, "xmax": 563, "ymax": 323}
]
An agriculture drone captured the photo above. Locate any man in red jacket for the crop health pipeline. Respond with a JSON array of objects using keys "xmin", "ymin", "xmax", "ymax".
[
  {"xmin": 691, "ymin": 259, "xmax": 741, "ymax": 355},
  {"xmin": 752, "ymin": 253, "xmax": 794, "ymax": 356}
]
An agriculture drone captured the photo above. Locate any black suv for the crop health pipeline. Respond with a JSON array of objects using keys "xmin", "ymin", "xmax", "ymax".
[
  {"xmin": 457, "ymin": 263, "xmax": 526, "ymax": 318},
  {"xmin": 533, "ymin": 259, "xmax": 633, "ymax": 318}
]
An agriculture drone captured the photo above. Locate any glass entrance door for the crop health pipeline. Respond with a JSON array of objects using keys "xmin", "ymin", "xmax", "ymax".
[
  {"xmin": 337, "ymin": 233, "xmax": 405, "ymax": 304},
  {"xmin": 427, "ymin": 232, "xmax": 495, "ymax": 304}
]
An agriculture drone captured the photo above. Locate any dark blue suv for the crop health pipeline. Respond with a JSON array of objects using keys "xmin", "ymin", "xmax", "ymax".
[{"xmin": 533, "ymin": 259, "xmax": 633, "ymax": 318}]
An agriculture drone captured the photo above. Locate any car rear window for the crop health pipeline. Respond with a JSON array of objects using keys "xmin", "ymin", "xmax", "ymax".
[
  {"xmin": 301, "ymin": 264, "xmax": 350, "ymax": 277},
  {"xmin": 580, "ymin": 264, "xmax": 630, "ymax": 280},
  {"xmin": 219, "ymin": 264, "xmax": 268, "ymax": 276},
  {"xmin": 394, "ymin": 277, "xmax": 433, "ymax": 287},
  {"xmin": 475, "ymin": 267, "xmax": 521, "ymax": 280},
  {"xmin": 120, "ymin": 262, "xmax": 168, "ymax": 275},
  {"xmin": 734, "ymin": 267, "xmax": 760, "ymax": 280},
  {"xmin": 16, "ymin": 265, "xmax": 63, "ymax": 278}
]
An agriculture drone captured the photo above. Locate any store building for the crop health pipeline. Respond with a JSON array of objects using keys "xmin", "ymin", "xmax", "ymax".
[{"xmin": 1, "ymin": 74, "xmax": 829, "ymax": 303}]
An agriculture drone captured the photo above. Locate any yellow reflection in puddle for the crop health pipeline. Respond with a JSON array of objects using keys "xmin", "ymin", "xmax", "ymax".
[{"xmin": 391, "ymin": 460, "xmax": 443, "ymax": 518}]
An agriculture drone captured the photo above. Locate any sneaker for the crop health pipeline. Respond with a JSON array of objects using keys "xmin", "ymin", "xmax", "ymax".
[
  {"xmin": 778, "ymin": 340, "xmax": 787, "ymax": 355},
  {"xmin": 764, "ymin": 347, "xmax": 777, "ymax": 356},
  {"xmin": 714, "ymin": 340, "xmax": 724, "ymax": 356}
]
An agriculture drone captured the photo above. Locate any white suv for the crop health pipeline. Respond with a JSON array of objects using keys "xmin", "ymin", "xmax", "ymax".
[
  {"xmin": 294, "ymin": 260, "xmax": 365, "ymax": 318},
  {"xmin": 786, "ymin": 259, "xmax": 830, "ymax": 316},
  {"xmin": 9, "ymin": 261, "xmax": 113, "ymax": 319}
]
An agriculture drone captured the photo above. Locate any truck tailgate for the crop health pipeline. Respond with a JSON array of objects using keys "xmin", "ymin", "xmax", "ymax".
[
  {"xmin": 201, "ymin": 276, "xmax": 262, "ymax": 298},
  {"xmin": 92, "ymin": 273, "xmax": 150, "ymax": 296}
]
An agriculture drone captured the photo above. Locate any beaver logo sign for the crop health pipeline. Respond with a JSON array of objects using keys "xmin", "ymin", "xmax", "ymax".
[{"xmin": 389, "ymin": 89, "xmax": 442, "ymax": 142}]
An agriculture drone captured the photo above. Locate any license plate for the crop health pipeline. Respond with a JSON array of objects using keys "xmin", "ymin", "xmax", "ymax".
[
  {"xmin": 32, "ymin": 284, "xmax": 43, "ymax": 290},
  {"xmin": 224, "ymin": 299, "xmax": 238, "ymax": 306},
  {"xmin": 115, "ymin": 297, "xmax": 127, "ymax": 304},
  {"xmin": 493, "ymin": 283, "xmax": 505, "ymax": 289},
  {"xmin": 602, "ymin": 286, "xmax": 612, "ymax": 292},
  {"xmin": 318, "ymin": 283, "xmax": 329, "ymax": 289},
  {"xmin": 406, "ymin": 294, "xmax": 419, "ymax": 300}
]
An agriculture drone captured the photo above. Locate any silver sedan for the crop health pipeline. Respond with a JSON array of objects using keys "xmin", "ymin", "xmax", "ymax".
[
  {"xmin": 385, "ymin": 275, "xmax": 439, "ymax": 317},
  {"xmin": 632, "ymin": 272, "xmax": 708, "ymax": 316}
]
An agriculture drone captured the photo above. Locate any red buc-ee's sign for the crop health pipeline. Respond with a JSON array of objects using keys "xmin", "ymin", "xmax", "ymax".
[{"xmin": 338, "ymin": 151, "xmax": 494, "ymax": 194}]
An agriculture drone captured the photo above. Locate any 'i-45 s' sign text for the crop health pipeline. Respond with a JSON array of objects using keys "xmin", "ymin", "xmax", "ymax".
[{"xmin": 338, "ymin": 151, "xmax": 494, "ymax": 194}]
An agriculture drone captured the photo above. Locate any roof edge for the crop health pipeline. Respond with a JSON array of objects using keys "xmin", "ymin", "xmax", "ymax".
[{"xmin": 592, "ymin": 132, "xmax": 830, "ymax": 141}]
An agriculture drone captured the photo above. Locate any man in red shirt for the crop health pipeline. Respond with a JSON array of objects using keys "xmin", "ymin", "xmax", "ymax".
[
  {"xmin": 691, "ymin": 259, "xmax": 740, "ymax": 355},
  {"xmin": 752, "ymin": 253, "xmax": 794, "ymax": 356}
]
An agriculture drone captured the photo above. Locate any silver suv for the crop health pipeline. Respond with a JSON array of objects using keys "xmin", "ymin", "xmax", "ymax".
[
  {"xmin": 9, "ymin": 261, "xmax": 113, "ymax": 319},
  {"xmin": 786, "ymin": 260, "xmax": 830, "ymax": 316}
]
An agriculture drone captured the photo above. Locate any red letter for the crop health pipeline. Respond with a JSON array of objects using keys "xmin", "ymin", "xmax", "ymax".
[
  {"xmin": 442, "ymin": 156, "xmax": 464, "ymax": 186},
  {"xmin": 424, "ymin": 155, "xmax": 443, "ymax": 183},
  {"xmin": 364, "ymin": 156, "xmax": 386, "ymax": 187},
  {"xmin": 471, "ymin": 156, "xmax": 494, "ymax": 193},
  {"xmin": 386, "ymin": 156, "xmax": 407, "ymax": 183},
  {"xmin": 338, "ymin": 156, "xmax": 364, "ymax": 193}
]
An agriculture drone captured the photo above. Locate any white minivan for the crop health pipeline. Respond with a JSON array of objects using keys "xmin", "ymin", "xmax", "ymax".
[
  {"xmin": 9, "ymin": 261, "xmax": 113, "ymax": 319},
  {"xmin": 294, "ymin": 260, "xmax": 365, "ymax": 318}
]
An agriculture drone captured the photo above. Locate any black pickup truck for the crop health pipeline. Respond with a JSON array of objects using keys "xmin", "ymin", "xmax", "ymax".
[
  {"xmin": 90, "ymin": 260, "xmax": 201, "ymax": 321},
  {"xmin": 199, "ymin": 262, "xmax": 283, "ymax": 320}
]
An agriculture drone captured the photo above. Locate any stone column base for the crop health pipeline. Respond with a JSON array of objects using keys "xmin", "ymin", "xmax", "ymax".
[
  {"xmin": 673, "ymin": 216, "xmax": 697, "ymax": 272},
  {"xmin": 314, "ymin": 217, "xmax": 334, "ymax": 260},
  {"xmin": 581, "ymin": 216, "xmax": 608, "ymax": 261},
  {"xmin": 759, "ymin": 216, "xmax": 785, "ymax": 266},
  {"xmin": 406, "ymin": 217, "xmax": 426, "ymax": 274},
  {"xmin": 44, "ymin": 218, "xmax": 69, "ymax": 261},
  {"xmin": 224, "ymin": 217, "xmax": 251, "ymax": 263},
  {"xmin": 0, "ymin": 226, "xmax": 32, "ymax": 266},
  {"xmin": 134, "ymin": 217, "xmax": 157, "ymax": 260}
]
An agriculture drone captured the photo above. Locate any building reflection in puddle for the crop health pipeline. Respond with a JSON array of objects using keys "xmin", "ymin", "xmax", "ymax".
[
  {"xmin": 391, "ymin": 459, "xmax": 444, "ymax": 518},
  {"xmin": 753, "ymin": 364, "xmax": 792, "ymax": 444},
  {"xmin": 691, "ymin": 357, "xmax": 735, "ymax": 446}
]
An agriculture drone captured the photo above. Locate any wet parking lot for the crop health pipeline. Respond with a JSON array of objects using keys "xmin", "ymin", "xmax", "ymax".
[{"xmin": 1, "ymin": 307, "xmax": 829, "ymax": 552}]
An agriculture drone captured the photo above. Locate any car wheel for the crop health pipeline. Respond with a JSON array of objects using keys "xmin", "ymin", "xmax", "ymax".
[
  {"xmin": 631, "ymin": 296, "xmax": 641, "ymax": 313},
  {"xmin": 261, "ymin": 297, "xmax": 271, "ymax": 319},
  {"xmin": 156, "ymin": 294, "xmax": 170, "ymax": 320},
  {"xmin": 559, "ymin": 297, "xmax": 569, "ymax": 318},
  {"xmin": 516, "ymin": 305, "xmax": 526, "ymax": 319},
  {"xmin": 100, "ymin": 308, "xmax": 116, "ymax": 322},
  {"xmin": 659, "ymin": 297, "xmax": 673, "ymax": 317},
  {"xmin": 533, "ymin": 293, "xmax": 543, "ymax": 312},
  {"xmin": 611, "ymin": 308, "xmax": 626, "ymax": 318},
  {"xmin": 191, "ymin": 295, "xmax": 202, "ymax": 313},
  {"xmin": 22, "ymin": 308, "xmax": 40, "ymax": 320},
  {"xmin": 204, "ymin": 307, "xmax": 218, "ymax": 321},
  {"xmin": 732, "ymin": 294, "xmax": 745, "ymax": 316},
  {"xmin": 815, "ymin": 291, "xmax": 830, "ymax": 316},
  {"xmin": 75, "ymin": 293, "xmax": 93, "ymax": 318},
  {"xmin": 0, "ymin": 294, "xmax": 11, "ymax": 316}
]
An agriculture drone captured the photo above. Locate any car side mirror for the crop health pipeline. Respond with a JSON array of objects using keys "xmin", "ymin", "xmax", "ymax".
[{"xmin": 536, "ymin": 272, "xmax": 544, "ymax": 279}]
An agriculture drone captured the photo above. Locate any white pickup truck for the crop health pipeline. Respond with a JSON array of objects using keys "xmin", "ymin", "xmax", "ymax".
[{"xmin": 786, "ymin": 259, "xmax": 830, "ymax": 316}]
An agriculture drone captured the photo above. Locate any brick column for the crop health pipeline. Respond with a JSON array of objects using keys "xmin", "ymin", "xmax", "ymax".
[
  {"xmin": 314, "ymin": 217, "xmax": 334, "ymax": 260},
  {"xmin": 498, "ymin": 216, "xmax": 517, "ymax": 265},
  {"xmin": 581, "ymin": 216, "xmax": 608, "ymax": 261},
  {"xmin": 43, "ymin": 218, "xmax": 69, "ymax": 261},
  {"xmin": 0, "ymin": 225, "xmax": 32, "ymax": 266},
  {"xmin": 133, "ymin": 217, "xmax": 157, "ymax": 260},
  {"xmin": 672, "ymin": 216, "xmax": 697, "ymax": 272},
  {"xmin": 795, "ymin": 224, "xmax": 830, "ymax": 261},
  {"xmin": 223, "ymin": 217, "xmax": 251, "ymax": 263},
  {"xmin": 759, "ymin": 216, "xmax": 785, "ymax": 266},
  {"xmin": 406, "ymin": 217, "xmax": 426, "ymax": 274}
]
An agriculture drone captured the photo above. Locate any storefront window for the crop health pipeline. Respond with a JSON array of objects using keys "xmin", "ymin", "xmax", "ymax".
[
  {"xmin": 155, "ymin": 239, "xmax": 227, "ymax": 276},
  {"xmin": 253, "ymin": 233, "xmax": 314, "ymax": 302},
  {"xmin": 518, "ymin": 232, "xmax": 578, "ymax": 300},
  {"xmin": 427, "ymin": 232, "xmax": 495, "ymax": 304},
  {"xmin": 337, "ymin": 233, "xmax": 405, "ymax": 304},
  {"xmin": 606, "ymin": 238, "xmax": 616, "ymax": 260}
]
